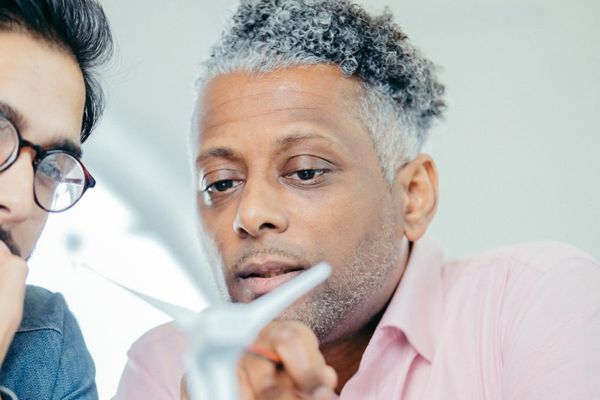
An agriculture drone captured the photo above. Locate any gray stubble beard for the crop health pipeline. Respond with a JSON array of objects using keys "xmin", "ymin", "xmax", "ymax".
[{"xmin": 278, "ymin": 210, "xmax": 402, "ymax": 344}]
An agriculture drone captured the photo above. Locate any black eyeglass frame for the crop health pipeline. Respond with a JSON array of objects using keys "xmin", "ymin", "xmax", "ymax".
[{"xmin": 0, "ymin": 116, "xmax": 96, "ymax": 213}]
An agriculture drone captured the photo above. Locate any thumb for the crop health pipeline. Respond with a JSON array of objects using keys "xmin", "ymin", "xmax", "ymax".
[{"xmin": 0, "ymin": 242, "xmax": 28, "ymax": 366}]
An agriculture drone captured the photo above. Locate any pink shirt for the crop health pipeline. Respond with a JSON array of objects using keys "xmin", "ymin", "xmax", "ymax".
[{"xmin": 115, "ymin": 238, "xmax": 600, "ymax": 399}]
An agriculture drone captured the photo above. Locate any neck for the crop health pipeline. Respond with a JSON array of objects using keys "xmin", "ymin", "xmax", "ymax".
[
  {"xmin": 320, "ymin": 308, "xmax": 385, "ymax": 393},
  {"xmin": 320, "ymin": 239, "xmax": 413, "ymax": 393}
]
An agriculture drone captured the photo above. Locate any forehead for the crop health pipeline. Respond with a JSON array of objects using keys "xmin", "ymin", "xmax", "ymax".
[
  {"xmin": 195, "ymin": 65, "xmax": 369, "ymax": 151},
  {"xmin": 0, "ymin": 30, "xmax": 85, "ymax": 146}
]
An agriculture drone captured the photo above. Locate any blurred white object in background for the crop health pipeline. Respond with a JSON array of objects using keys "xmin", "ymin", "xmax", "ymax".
[{"xmin": 28, "ymin": 180, "xmax": 205, "ymax": 399}]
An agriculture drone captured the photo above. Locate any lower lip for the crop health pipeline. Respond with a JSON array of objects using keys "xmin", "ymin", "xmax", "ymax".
[{"xmin": 242, "ymin": 270, "xmax": 303, "ymax": 296}]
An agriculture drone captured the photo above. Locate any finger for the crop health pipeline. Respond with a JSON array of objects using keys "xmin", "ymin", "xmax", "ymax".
[
  {"xmin": 237, "ymin": 361, "xmax": 255, "ymax": 400},
  {"xmin": 0, "ymin": 243, "xmax": 28, "ymax": 281},
  {"xmin": 240, "ymin": 349, "xmax": 296, "ymax": 399},
  {"xmin": 268, "ymin": 322, "xmax": 337, "ymax": 394},
  {"xmin": 312, "ymin": 385, "xmax": 337, "ymax": 400},
  {"xmin": 0, "ymin": 251, "xmax": 29, "ymax": 318},
  {"xmin": 0, "ymin": 248, "xmax": 28, "ymax": 365},
  {"xmin": 0, "ymin": 240, "xmax": 10, "ymax": 255},
  {"xmin": 323, "ymin": 366, "xmax": 338, "ymax": 393},
  {"xmin": 247, "ymin": 343, "xmax": 283, "ymax": 369},
  {"xmin": 180, "ymin": 375, "xmax": 189, "ymax": 400}
]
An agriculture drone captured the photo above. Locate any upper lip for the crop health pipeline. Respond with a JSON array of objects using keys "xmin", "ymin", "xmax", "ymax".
[{"xmin": 238, "ymin": 260, "xmax": 306, "ymax": 279}]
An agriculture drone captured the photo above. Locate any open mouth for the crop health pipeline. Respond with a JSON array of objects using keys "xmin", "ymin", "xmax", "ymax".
[
  {"xmin": 238, "ymin": 264, "xmax": 306, "ymax": 296},
  {"xmin": 241, "ymin": 267, "xmax": 304, "ymax": 279}
]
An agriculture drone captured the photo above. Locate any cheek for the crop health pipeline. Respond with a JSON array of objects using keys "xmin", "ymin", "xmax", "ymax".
[
  {"xmin": 289, "ymin": 184, "xmax": 390, "ymax": 263},
  {"xmin": 12, "ymin": 210, "xmax": 48, "ymax": 256},
  {"xmin": 198, "ymin": 204, "xmax": 235, "ymax": 253}
]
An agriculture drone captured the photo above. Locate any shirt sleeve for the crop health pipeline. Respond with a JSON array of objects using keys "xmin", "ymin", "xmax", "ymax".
[
  {"xmin": 503, "ymin": 256, "xmax": 600, "ymax": 400},
  {"xmin": 113, "ymin": 323, "xmax": 187, "ymax": 400}
]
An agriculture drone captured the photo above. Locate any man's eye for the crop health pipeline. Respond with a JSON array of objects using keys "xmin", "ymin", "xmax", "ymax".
[
  {"xmin": 205, "ymin": 179, "xmax": 240, "ymax": 193},
  {"xmin": 288, "ymin": 169, "xmax": 326, "ymax": 182},
  {"xmin": 39, "ymin": 162, "xmax": 63, "ymax": 181}
]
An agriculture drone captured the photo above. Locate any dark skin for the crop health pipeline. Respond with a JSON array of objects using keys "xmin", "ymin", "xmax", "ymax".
[
  {"xmin": 183, "ymin": 65, "xmax": 439, "ymax": 399},
  {"xmin": 321, "ymin": 308, "xmax": 386, "ymax": 393}
]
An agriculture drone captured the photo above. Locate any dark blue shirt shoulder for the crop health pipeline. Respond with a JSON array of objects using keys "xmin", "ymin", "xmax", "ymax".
[
  {"xmin": 0, "ymin": 285, "xmax": 98, "ymax": 400},
  {"xmin": 18, "ymin": 285, "xmax": 68, "ymax": 333}
]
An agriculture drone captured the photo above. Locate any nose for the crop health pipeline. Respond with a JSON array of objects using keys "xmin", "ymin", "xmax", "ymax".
[
  {"xmin": 0, "ymin": 151, "xmax": 36, "ymax": 224},
  {"xmin": 233, "ymin": 178, "xmax": 289, "ymax": 239}
]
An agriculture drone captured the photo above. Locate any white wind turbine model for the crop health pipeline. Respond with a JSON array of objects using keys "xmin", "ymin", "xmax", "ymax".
[{"xmin": 81, "ymin": 257, "xmax": 331, "ymax": 400}]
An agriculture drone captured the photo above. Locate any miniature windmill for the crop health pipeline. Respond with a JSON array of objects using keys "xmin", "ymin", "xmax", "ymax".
[{"xmin": 84, "ymin": 259, "xmax": 331, "ymax": 400}]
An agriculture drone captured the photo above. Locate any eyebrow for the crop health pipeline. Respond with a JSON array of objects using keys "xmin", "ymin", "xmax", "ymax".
[
  {"xmin": 0, "ymin": 100, "xmax": 82, "ymax": 158},
  {"xmin": 50, "ymin": 139, "xmax": 83, "ymax": 158},
  {"xmin": 196, "ymin": 147, "xmax": 237, "ymax": 165},
  {"xmin": 276, "ymin": 132, "xmax": 337, "ymax": 150}
]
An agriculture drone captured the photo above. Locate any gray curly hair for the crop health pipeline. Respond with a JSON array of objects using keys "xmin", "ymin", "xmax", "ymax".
[{"xmin": 197, "ymin": 0, "xmax": 445, "ymax": 181}]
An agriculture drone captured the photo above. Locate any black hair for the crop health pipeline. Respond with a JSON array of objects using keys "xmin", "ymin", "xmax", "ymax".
[{"xmin": 0, "ymin": 0, "xmax": 113, "ymax": 142}]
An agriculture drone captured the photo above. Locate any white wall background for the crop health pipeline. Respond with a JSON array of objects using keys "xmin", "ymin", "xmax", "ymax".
[{"xmin": 27, "ymin": 0, "xmax": 600, "ymax": 398}]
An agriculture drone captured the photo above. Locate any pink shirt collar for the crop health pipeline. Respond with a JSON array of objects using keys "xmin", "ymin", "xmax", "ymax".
[{"xmin": 377, "ymin": 237, "xmax": 445, "ymax": 362}]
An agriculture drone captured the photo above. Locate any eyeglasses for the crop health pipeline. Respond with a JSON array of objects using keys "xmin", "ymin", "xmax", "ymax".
[{"xmin": 0, "ymin": 115, "xmax": 95, "ymax": 212}]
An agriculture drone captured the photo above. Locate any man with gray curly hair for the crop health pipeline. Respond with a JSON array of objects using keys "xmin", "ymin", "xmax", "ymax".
[
  {"xmin": 116, "ymin": 1, "xmax": 600, "ymax": 399},
  {"xmin": 198, "ymin": 0, "xmax": 445, "ymax": 184}
]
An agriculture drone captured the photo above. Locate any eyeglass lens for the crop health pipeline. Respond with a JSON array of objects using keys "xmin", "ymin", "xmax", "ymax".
[
  {"xmin": 0, "ymin": 117, "xmax": 86, "ymax": 212},
  {"xmin": 34, "ymin": 153, "xmax": 85, "ymax": 212},
  {"xmin": 0, "ymin": 118, "xmax": 19, "ymax": 168}
]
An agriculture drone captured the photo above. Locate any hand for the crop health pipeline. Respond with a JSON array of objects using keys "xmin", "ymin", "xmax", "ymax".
[
  {"xmin": 240, "ymin": 321, "xmax": 336, "ymax": 400},
  {"xmin": 0, "ymin": 242, "xmax": 28, "ymax": 367},
  {"xmin": 181, "ymin": 321, "xmax": 337, "ymax": 400}
]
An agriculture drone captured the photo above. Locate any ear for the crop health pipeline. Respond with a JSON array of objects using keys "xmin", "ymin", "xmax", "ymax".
[{"xmin": 392, "ymin": 154, "xmax": 439, "ymax": 242}]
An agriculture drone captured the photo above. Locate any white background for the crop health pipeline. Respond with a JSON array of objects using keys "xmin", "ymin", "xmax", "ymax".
[{"xmin": 27, "ymin": 0, "xmax": 600, "ymax": 398}]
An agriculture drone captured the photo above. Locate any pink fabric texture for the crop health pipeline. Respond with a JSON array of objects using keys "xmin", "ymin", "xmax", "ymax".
[{"xmin": 115, "ymin": 238, "xmax": 600, "ymax": 399}]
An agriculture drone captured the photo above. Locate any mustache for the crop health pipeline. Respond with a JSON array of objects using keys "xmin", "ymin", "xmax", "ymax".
[
  {"xmin": 232, "ymin": 246, "xmax": 311, "ymax": 273},
  {"xmin": 0, "ymin": 227, "xmax": 21, "ymax": 257}
]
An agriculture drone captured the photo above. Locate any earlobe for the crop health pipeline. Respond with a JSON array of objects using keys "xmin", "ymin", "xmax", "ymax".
[{"xmin": 397, "ymin": 154, "xmax": 439, "ymax": 242}]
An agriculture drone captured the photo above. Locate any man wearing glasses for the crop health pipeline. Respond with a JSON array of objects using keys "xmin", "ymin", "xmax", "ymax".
[{"xmin": 0, "ymin": 1, "xmax": 112, "ymax": 399}]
